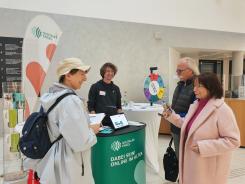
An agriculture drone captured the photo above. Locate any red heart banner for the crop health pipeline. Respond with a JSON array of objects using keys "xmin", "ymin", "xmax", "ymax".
[
  {"xmin": 26, "ymin": 61, "xmax": 46, "ymax": 96},
  {"xmin": 22, "ymin": 15, "xmax": 62, "ymax": 114},
  {"xmin": 46, "ymin": 43, "xmax": 56, "ymax": 62},
  {"xmin": 24, "ymin": 100, "xmax": 30, "ymax": 119}
]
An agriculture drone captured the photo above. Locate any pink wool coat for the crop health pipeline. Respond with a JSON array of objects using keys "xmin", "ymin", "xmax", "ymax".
[{"xmin": 167, "ymin": 98, "xmax": 240, "ymax": 184}]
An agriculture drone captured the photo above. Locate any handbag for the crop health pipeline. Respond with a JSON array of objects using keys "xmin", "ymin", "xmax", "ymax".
[{"xmin": 163, "ymin": 137, "xmax": 179, "ymax": 182}]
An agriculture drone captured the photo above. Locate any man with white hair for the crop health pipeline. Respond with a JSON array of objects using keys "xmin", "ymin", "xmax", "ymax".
[{"xmin": 171, "ymin": 57, "xmax": 200, "ymax": 161}]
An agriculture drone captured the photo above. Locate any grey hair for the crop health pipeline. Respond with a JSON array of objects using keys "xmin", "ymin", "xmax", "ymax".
[{"xmin": 180, "ymin": 57, "xmax": 200, "ymax": 75}]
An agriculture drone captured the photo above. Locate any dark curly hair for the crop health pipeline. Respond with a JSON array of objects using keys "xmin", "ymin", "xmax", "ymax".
[{"xmin": 100, "ymin": 62, "xmax": 117, "ymax": 78}]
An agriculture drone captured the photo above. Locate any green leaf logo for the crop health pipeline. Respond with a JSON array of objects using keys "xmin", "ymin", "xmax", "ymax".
[
  {"xmin": 111, "ymin": 141, "xmax": 122, "ymax": 151},
  {"xmin": 32, "ymin": 27, "xmax": 42, "ymax": 38}
]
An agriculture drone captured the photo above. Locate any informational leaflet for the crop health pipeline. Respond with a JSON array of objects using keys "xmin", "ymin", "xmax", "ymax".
[
  {"xmin": 0, "ymin": 37, "xmax": 23, "ymax": 97},
  {"xmin": 89, "ymin": 113, "xmax": 105, "ymax": 125}
]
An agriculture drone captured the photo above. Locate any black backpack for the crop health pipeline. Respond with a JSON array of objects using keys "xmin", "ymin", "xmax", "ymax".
[
  {"xmin": 163, "ymin": 137, "xmax": 179, "ymax": 182},
  {"xmin": 19, "ymin": 92, "xmax": 75, "ymax": 159}
]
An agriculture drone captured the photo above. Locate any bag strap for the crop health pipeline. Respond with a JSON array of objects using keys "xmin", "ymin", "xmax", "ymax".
[
  {"xmin": 169, "ymin": 137, "xmax": 174, "ymax": 147},
  {"xmin": 46, "ymin": 92, "xmax": 76, "ymax": 144},
  {"xmin": 52, "ymin": 134, "xmax": 63, "ymax": 145},
  {"xmin": 46, "ymin": 92, "xmax": 76, "ymax": 114}
]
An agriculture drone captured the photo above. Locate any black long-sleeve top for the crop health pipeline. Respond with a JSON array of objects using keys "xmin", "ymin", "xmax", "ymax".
[{"xmin": 87, "ymin": 80, "xmax": 122, "ymax": 117}]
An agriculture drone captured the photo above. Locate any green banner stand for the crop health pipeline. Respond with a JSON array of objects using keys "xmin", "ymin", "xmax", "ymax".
[{"xmin": 92, "ymin": 125, "xmax": 146, "ymax": 184}]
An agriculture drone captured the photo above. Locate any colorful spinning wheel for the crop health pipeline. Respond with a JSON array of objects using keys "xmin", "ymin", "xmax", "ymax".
[{"xmin": 144, "ymin": 73, "xmax": 165, "ymax": 103}]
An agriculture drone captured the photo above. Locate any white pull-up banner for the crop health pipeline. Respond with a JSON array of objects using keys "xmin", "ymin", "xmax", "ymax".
[{"xmin": 22, "ymin": 15, "xmax": 62, "ymax": 118}]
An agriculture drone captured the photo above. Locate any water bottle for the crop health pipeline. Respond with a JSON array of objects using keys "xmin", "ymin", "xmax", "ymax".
[{"xmin": 122, "ymin": 91, "xmax": 128, "ymax": 106}]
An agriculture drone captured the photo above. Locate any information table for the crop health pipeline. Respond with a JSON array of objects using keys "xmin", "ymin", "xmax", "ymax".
[{"xmin": 92, "ymin": 125, "xmax": 146, "ymax": 184}]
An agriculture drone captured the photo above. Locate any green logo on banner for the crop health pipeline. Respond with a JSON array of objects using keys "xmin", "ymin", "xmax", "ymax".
[
  {"xmin": 32, "ymin": 27, "xmax": 42, "ymax": 38},
  {"xmin": 31, "ymin": 26, "xmax": 58, "ymax": 41},
  {"xmin": 111, "ymin": 141, "xmax": 121, "ymax": 151}
]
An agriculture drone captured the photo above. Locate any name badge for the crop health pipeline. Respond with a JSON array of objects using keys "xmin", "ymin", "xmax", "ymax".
[{"xmin": 99, "ymin": 91, "xmax": 106, "ymax": 96}]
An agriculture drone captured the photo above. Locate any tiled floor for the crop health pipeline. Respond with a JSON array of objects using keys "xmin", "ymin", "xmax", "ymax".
[{"xmin": 1, "ymin": 135, "xmax": 245, "ymax": 184}]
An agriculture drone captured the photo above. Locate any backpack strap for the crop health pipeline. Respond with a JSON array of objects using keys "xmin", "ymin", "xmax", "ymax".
[
  {"xmin": 46, "ymin": 92, "xmax": 76, "ymax": 114},
  {"xmin": 169, "ymin": 137, "xmax": 174, "ymax": 147},
  {"xmin": 52, "ymin": 134, "xmax": 63, "ymax": 145},
  {"xmin": 46, "ymin": 92, "xmax": 76, "ymax": 144}
]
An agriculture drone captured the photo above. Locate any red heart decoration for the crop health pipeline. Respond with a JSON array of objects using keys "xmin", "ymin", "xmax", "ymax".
[
  {"xmin": 46, "ymin": 43, "xmax": 56, "ymax": 62},
  {"xmin": 26, "ymin": 61, "xmax": 46, "ymax": 96},
  {"xmin": 24, "ymin": 100, "xmax": 30, "ymax": 120}
]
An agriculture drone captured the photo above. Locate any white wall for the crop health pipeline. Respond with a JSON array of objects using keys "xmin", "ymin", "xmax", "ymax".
[
  {"xmin": 1, "ymin": 8, "xmax": 245, "ymax": 104},
  {"xmin": 1, "ymin": 0, "xmax": 245, "ymax": 34},
  {"xmin": 168, "ymin": 48, "xmax": 180, "ymax": 103}
]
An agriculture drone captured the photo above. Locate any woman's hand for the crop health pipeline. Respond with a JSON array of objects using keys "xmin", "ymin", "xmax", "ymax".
[
  {"xmin": 160, "ymin": 104, "xmax": 172, "ymax": 119},
  {"xmin": 191, "ymin": 144, "xmax": 200, "ymax": 153},
  {"xmin": 162, "ymin": 111, "xmax": 172, "ymax": 119},
  {"xmin": 90, "ymin": 124, "xmax": 101, "ymax": 134}
]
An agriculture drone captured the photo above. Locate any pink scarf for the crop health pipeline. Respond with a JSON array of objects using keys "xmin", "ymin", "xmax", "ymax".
[{"xmin": 185, "ymin": 98, "xmax": 209, "ymax": 135}]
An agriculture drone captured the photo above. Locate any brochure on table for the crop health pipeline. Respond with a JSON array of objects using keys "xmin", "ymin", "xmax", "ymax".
[{"xmin": 89, "ymin": 113, "xmax": 105, "ymax": 125}]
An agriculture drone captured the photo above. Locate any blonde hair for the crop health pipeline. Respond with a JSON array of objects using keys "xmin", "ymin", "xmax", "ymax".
[{"xmin": 180, "ymin": 57, "xmax": 200, "ymax": 75}]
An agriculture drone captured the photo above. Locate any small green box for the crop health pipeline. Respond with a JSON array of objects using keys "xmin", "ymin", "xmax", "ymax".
[
  {"xmin": 8, "ymin": 109, "xmax": 17, "ymax": 128},
  {"xmin": 10, "ymin": 133, "xmax": 20, "ymax": 152}
]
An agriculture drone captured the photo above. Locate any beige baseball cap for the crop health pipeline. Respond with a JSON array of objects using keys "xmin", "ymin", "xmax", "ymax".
[{"xmin": 57, "ymin": 58, "xmax": 91, "ymax": 77}]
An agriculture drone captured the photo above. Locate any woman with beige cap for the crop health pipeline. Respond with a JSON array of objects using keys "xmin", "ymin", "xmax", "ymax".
[{"xmin": 25, "ymin": 58, "xmax": 100, "ymax": 184}]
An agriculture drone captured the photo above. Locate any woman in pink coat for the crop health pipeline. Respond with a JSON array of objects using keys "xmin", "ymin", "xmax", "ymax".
[{"xmin": 163, "ymin": 73, "xmax": 240, "ymax": 184}]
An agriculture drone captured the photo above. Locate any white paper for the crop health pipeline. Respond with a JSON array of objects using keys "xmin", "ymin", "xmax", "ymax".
[
  {"xmin": 89, "ymin": 113, "xmax": 105, "ymax": 125},
  {"xmin": 3, "ymin": 109, "xmax": 9, "ymax": 123},
  {"xmin": 128, "ymin": 121, "xmax": 144, "ymax": 126},
  {"xmin": 14, "ymin": 122, "xmax": 25, "ymax": 136},
  {"xmin": 17, "ymin": 109, "xmax": 24, "ymax": 123}
]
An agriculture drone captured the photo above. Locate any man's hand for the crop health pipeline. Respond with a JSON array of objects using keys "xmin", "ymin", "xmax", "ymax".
[{"xmin": 117, "ymin": 109, "xmax": 123, "ymax": 113}]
